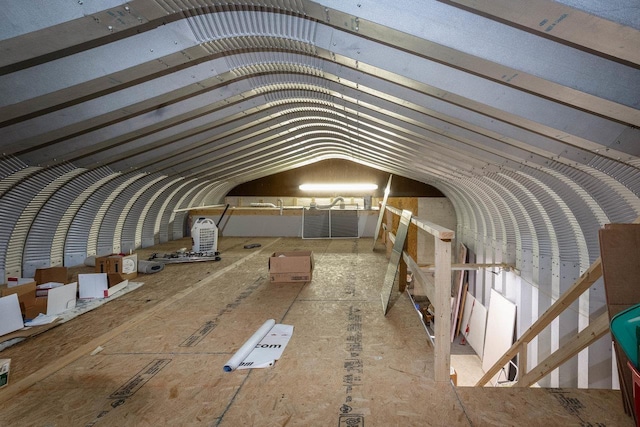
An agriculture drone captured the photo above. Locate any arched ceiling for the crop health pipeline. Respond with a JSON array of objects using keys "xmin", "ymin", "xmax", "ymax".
[
  {"xmin": 1, "ymin": 1, "xmax": 638, "ymax": 388},
  {"xmin": 1, "ymin": 0, "xmax": 637, "ymax": 187}
]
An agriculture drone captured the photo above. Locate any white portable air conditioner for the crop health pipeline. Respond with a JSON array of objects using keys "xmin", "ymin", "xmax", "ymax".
[{"xmin": 191, "ymin": 217, "xmax": 218, "ymax": 253}]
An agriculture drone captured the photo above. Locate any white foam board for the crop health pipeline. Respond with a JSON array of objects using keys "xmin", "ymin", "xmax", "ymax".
[
  {"xmin": 47, "ymin": 282, "xmax": 77, "ymax": 316},
  {"xmin": 78, "ymin": 273, "xmax": 108, "ymax": 299},
  {"xmin": 482, "ymin": 289, "xmax": 517, "ymax": 385},
  {"xmin": 460, "ymin": 292, "xmax": 487, "ymax": 359},
  {"xmin": 0, "ymin": 294, "xmax": 24, "ymax": 336}
]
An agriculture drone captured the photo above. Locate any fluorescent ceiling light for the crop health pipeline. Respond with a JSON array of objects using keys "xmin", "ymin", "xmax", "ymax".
[{"xmin": 299, "ymin": 183, "xmax": 378, "ymax": 192}]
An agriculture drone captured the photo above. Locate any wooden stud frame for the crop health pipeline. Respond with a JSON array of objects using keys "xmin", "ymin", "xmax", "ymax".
[{"xmin": 384, "ymin": 205, "xmax": 454, "ymax": 384}]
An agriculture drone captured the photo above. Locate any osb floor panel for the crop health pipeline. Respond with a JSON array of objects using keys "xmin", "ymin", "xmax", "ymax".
[{"xmin": 0, "ymin": 237, "xmax": 632, "ymax": 426}]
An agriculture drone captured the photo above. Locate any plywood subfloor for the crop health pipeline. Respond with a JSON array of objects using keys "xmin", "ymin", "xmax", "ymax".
[{"xmin": 0, "ymin": 237, "xmax": 631, "ymax": 426}]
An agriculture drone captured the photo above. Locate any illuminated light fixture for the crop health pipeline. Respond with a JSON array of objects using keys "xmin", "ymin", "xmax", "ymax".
[{"xmin": 299, "ymin": 183, "xmax": 378, "ymax": 192}]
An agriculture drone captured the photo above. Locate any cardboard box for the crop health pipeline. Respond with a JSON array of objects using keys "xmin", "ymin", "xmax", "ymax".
[
  {"xmin": 24, "ymin": 297, "xmax": 48, "ymax": 319},
  {"xmin": 95, "ymin": 256, "xmax": 110, "ymax": 274},
  {"xmin": 108, "ymin": 273, "xmax": 125, "ymax": 288},
  {"xmin": 268, "ymin": 251, "xmax": 314, "ymax": 283},
  {"xmin": 108, "ymin": 254, "xmax": 138, "ymax": 280},
  {"xmin": 7, "ymin": 277, "xmax": 35, "ymax": 288},
  {"xmin": 36, "ymin": 282, "xmax": 64, "ymax": 297},
  {"xmin": 1, "ymin": 281, "xmax": 36, "ymax": 315},
  {"xmin": 95, "ymin": 254, "xmax": 137, "ymax": 280},
  {"xmin": 0, "ymin": 359, "xmax": 10, "ymax": 389},
  {"xmin": 34, "ymin": 267, "xmax": 68, "ymax": 285}
]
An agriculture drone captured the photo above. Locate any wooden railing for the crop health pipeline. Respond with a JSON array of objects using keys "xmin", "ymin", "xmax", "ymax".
[
  {"xmin": 383, "ymin": 205, "xmax": 453, "ymax": 383},
  {"xmin": 383, "ymin": 205, "xmax": 632, "ymax": 388},
  {"xmin": 476, "ymin": 258, "xmax": 607, "ymax": 386},
  {"xmin": 478, "ymin": 215, "xmax": 640, "ymax": 387}
]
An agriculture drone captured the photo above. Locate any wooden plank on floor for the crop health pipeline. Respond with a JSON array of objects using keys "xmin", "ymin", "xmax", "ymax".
[
  {"xmin": 456, "ymin": 387, "xmax": 631, "ymax": 426},
  {"xmin": 0, "ymin": 237, "xmax": 631, "ymax": 426},
  {"xmin": 0, "ymin": 240, "xmax": 280, "ymax": 405}
]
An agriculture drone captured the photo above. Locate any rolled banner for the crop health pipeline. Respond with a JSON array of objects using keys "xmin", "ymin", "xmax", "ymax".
[{"xmin": 223, "ymin": 319, "xmax": 276, "ymax": 372}]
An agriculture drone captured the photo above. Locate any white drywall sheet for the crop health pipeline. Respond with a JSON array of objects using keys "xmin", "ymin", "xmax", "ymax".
[
  {"xmin": 460, "ymin": 292, "xmax": 487, "ymax": 359},
  {"xmin": 78, "ymin": 273, "xmax": 108, "ymax": 299},
  {"xmin": 0, "ymin": 294, "xmax": 24, "ymax": 336},
  {"xmin": 47, "ymin": 282, "xmax": 77, "ymax": 316},
  {"xmin": 482, "ymin": 289, "xmax": 517, "ymax": 385}
]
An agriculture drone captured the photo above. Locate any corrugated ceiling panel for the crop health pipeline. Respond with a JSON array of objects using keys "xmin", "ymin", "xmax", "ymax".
[
  {"xmin": 503, "ymin": 172, "xmax": 560, "ymax": 259},
  {"xmin": 25, "ymin": 167, "xmax": 116, "ymax": 267},
  {"xmin": 588, "ymin": 156, "xmax": 640, "ymax": 197},
  {"xmin": 482, "ymin": 177, "xmax": 531, "ymax": 253},
  {"xmin": 157, "ymin": 184, "xmax": 203, "ymax": 243},
  {"xmin": 458, "ymin": 185, "xmax": 488, "ymax": 237},
  {"xmin": 119, "ymin": 175, "xmax": 172, "ymax": 251},
  {"xmin": 13, "ymin": 167, "xmax": 84, "ymax": 274},
  {"xmin": 184, "ymin": 9, "xmax": 316, "ymax": 47},
  {"xmin": 165, "ymin": 182, "xmax": 213, "ymax": 241},
  {"xmin": 527, "ymin": 168, "xmax": 599, "ymax": 266},
  {"xmin": 97, "ymin": 174, "xmax": 158, "ymax": 253},
  {"xmin": 65, "ymin": 174, "xmax": 138, "ymax": 257},
  {"xmin": 141, "ymin": 179, "xmax": 194, "ymax": 247},
  {"xmin": 526, "ymin": 175, "xmax": 583, "ymax": 264},
  {"xmin": 553, "ymin": 161, "xmax": 639, "ymax": 222},
  {"xmin": 462, "ymin": 179, "xmax": 507, "ymax": 243},
  {"xmin": 491, "ymin": 174, "xmax": 540, "ymax": 255},
  {"xmin": 441, "ymin": 185, "xmax": 477, "ymax": 247},
  {"xmin": 264, "ymin": 89, "xmax": 335, "ymax": 104},
  {"xmin": 0, "ymin": 156, "xmax": 29, "ymax": 187},
  {"xmin": 1, "ymin": 164, "xmax": 76, "ymax": 278}
]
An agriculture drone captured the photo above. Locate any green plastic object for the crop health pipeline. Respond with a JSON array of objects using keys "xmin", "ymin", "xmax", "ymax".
[{"xmin": 610, "ymin": 304, "xmax": 640, "ymax": 369}]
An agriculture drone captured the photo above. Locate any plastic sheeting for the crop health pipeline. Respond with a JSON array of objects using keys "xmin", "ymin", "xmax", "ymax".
[{"xmin": 223, "ymin": 319, "xmax": 294, "ymax": 372}]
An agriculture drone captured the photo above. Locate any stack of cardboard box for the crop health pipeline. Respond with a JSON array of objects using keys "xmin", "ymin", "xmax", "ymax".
[{"xmin": 0, "ymin": 267, "xmax": 69, "ymax": 319}]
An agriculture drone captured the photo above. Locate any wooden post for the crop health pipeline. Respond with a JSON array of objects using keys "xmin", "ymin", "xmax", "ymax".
[
  {"xmin": 385, "ymin": 205, "xmax": 455, "ymax": 383},
  {"xmin": 399, "ymin": 257, "xmax": 408, "ymax": 293},
  {"xmin": 434, "ymin": 237, "xmax": 452, "ymax": 383},
  {"xmin": 386, "ymin": 232, "xmax": 393, "ymax": 258},
  {"xmin": 520, "ymin": 341, "xmax": 528, "ymax": 377}
]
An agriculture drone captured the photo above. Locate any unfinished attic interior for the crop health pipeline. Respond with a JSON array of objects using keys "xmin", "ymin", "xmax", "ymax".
[{"xmin": 1, "ymin": 0, "xmax": 639, "ymax": 425}]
